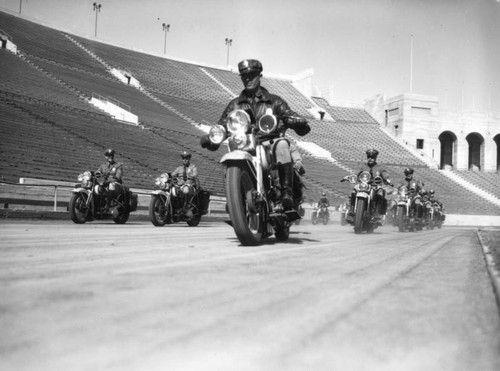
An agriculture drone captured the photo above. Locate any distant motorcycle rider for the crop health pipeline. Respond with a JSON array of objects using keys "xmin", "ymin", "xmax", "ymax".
[
  {"xmin": 347, "ymin": 149, "xmax": 392, "ymax": 222},
  {"xmin": 400, "ymin": 167, "xmax": 424, "ymax": 220},
  {"xmin": 200, "ymin": 59, "xmax": 310, "ymax": 211},
  {"xmin": 171, "ymin": 150, "xmax": 199, "ymax": 190},
  {"xmin": 317, "ymin": 192, "xmax": 330, "ymax": 208},
  {"xmin": 96, "ymin": 148, "xmax": 123, "ymax": 209},
  {"xmin": 428, "ymin": 189, "xmax": 445, "ymax": 221}
]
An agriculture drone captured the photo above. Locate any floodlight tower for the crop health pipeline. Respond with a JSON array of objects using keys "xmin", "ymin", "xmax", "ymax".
[
  {"xmin": 225, "ymin": 38, "xmax": 233, "ymax": 66},
  {"xmin": 162, "ymin": 23, "xmax": 170, "ymax": 55},
  {"xmin": 93, "ymin": 2, "xmax": 102, "ymax": 38}
]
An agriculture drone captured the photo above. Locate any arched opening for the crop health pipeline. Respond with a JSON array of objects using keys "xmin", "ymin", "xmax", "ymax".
[
  {"xmin": 466, "ymin": 132, "xmax": 484, "ymax": 171},
  {"xmin": 494, "ymin": 134, "xmax": 500, "ymax": 172},
  {"xmin": 438, "ymin": 131, "xmax": 457, "ymax": 170}
]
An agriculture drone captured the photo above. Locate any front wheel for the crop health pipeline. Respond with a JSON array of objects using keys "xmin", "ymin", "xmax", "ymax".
[
  {"xmin": 226, "ymin": 165, "xmax": 263, "ymax": 246},
  {"xmin": 397, "ymin": 206, "xmax": 405, "ymax": 232},
  {"xmin": 69, "ymin": 193, "xmax": 90, "ymax": 224},
  {"xmin": 113, "ymin": 212, "xmax": 129, "ymax": 224},
  {"xmin": 149, "ymin": 195, "xmax": 170, "ymax": 226},
  {"xmin": 354, "ymin": 198, "xmax": 366, "ymax": 234},
  {"xmin": 187, "ymin": 214, "xmax": 201, "ymax": 227}
]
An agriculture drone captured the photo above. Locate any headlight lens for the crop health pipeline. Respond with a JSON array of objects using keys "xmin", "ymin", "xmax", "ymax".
[
  {"xmin": 229, "ymin": 132, "xmax": 248, "ymax": 149},
  {"xmin": 78, "ymin": 171, "xmax": 92, "ymax": 182},
  {"xmin": 209, "ymin": 125, "xmax": 226, "ymax": 145},
  {"xmin": 226, "ymin": 110, "xmax": 250, "ymax": 134},
  {"xmin": 155, "ymin": 173, "xmax": 169, "ymax": 188},
  {"xmin": 358, "ymin": 183, "xmax": 370, "ymax": 191},
  {"xmin": 359, "ymin": 171, "xmax": 371, "ymax": 183}
]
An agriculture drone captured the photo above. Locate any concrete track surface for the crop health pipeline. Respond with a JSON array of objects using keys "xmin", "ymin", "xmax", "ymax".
[{"xmin": 1, "ymin": 220, "xmax": 499, "ymax": 371}]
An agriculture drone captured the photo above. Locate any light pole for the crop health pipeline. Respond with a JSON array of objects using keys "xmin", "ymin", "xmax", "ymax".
[
  {"xmin": 162, "ymin": 23, "xmax": 170, "ymax": 55},
  {"xmin": 225, "ymin": 38, "xmax": 232, "ymax": 66},
  {"xmin": 93, "ymin": 2, "xmax": 101, "ymax": 38}
]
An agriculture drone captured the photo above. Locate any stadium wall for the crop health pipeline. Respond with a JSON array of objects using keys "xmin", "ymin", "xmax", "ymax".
[{"xmin": 365, "ymin": 93, "xmax": 500, "ymax": 172}]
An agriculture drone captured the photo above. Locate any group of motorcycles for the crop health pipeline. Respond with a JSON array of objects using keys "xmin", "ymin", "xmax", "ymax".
[
  {"xmin": 387, "ymin": 186, "xmax": 445, "ymax": 232},
  {"xmin": 340, "ymin": 173, "xmax": 445, "ymax": 234},
  {"xmin": 68, "ymin": 108, "xmax": 444, "ymax": 245},
  {"xmin": 69, "ymin": 170, "xmax": 210, "ymax": 227}
]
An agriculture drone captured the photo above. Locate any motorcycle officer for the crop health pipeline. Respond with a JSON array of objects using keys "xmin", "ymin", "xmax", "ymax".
[
  {"xmin": 346, "ymin": 149, "xmax": 392, "ymax": 222},
  {"xmin": 429, "ymin": 189, "xmax": 445, "ymax": 221},
  {"xmin": 317, "ymin": 192, "xmax": 330, "ymax": 209},
  {"xmin": 400, "ymin": 167, "xmax": 424, "ymax": 220},
  {"xmin": 96, "ymin": 148, "xmax": 123, "ymax": 209},
  {"xmin": 172, "ymin": 151, "xmax": 199, "ymax": 188},
  {"xmin": 317, "ymin": 192, "xmax": 330, "ymax": 218},
  {"xmin": 200, "ymin": 58, "xmax": 310, "ymax": 211}
]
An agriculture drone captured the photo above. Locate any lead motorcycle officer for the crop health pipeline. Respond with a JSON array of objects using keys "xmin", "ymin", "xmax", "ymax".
[{"xmin": 200, "ymin": 58, "xmax": 310, "ymax": 211}]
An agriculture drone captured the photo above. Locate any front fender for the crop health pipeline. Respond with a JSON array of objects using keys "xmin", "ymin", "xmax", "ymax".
[
  {"xmin": 72, "ymin": 187, "xmax": 92, "ymax": 195},
  {"xmin": 151, "ymin": 190, "xmax": 169, "ymax": 196},
  {"xmin": 220, "ymin": 150, "xmax": 254, "ymax": 165}
]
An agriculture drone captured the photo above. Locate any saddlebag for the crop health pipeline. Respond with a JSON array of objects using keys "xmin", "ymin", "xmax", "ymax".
[
  {"xmin": 199, "ymin": 189, "xmax": 210, "ymax": 215},
  {"xmin": 129, "ymin": 192, "xmax": 138, "ymax": 212}
]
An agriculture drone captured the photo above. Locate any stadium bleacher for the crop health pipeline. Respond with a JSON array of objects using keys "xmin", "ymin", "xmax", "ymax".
[{"xmin": 1, "ymin": 10, "xmax": 499, "ymax": 215}]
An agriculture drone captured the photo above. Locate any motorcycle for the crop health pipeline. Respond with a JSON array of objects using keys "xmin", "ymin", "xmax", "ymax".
[
  {"xmin": 339, "ymin": 204, "xmax": 349, "ymax": 226},
  {"xmin": 395, "ymin": 185, "xmax": 425, "ymax": 232},
  {"xmin": 149, "ymin": 173, "xmax": 210, "ymax": 227},
  {"xmin": 204, "ymin": 109, "xmax": 303, "ymax": 245},
  {"xmin": 395, "ymin": 185, "xmax": 413, "ymax": 232},
  {"xmin": 69, "ymin": 170, "xmax": 137, "ymax": 224},
  {"xmin": 428, "ymin": 200, "xmax": 444, "ymax": 229},
  {"xmin": 341, "ymin": 172, "xmax": 384, "ymax": 234},
  {"xmin": 312, "ymin": 204, "xmax": 329, "ymax": 225}
]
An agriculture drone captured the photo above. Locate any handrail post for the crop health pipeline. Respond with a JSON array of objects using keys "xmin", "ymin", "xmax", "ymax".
[{"xmin": 54, "ymin": 185, "xmax": 58, "ymax": 211}]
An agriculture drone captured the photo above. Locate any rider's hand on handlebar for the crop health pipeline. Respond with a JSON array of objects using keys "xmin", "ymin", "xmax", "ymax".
[
  {"xmin": 200, "ymin": 135, "xmax": 220, "ymax": 151},
  {"xmin": 283, "ymin": 116, "xmax": 310, "ymax": 136}
]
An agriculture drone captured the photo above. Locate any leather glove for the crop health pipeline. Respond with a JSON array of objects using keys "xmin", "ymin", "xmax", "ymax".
[
  {"xmin": 283, "ymin": 116, "xmax": 307, "ymax": 127},
  {"xmin": 283, "ymin": 116, "xmax": 310, "ymax": 136},
  {"xmin": 294, "ymin": 124, "xmax": 310, "ymax": 136},
  {"xmin": 200, "ymin": 135, "xmax": 220, "ymax": 151}
]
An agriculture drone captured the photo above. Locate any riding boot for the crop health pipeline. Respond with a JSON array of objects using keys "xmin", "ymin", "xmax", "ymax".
[{"xmin": 279, "ymin": 162, "xmax": 294, "ymax": 210}]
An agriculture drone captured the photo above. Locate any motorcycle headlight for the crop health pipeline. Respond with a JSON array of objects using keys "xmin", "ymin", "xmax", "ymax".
[
  {"xmin": 358, "ymin": 183, "xmax": 370, "ymax": 191},
  {"xmin": 359, "ymin": 171, "xmax": 371, "ymax": 184},
  {"xmin": 226, "ymin": 110, "xmax": 250, "ymax": 134},
  {"xmin": 209, "ymin": 125, "xmax": 226, "ymax": 145},
  {"xmin": 229, "ymin": 132, "xmax": 248, "ymax": 150},
  {"xmin": 346, "ymin": 174, "xmax": 357, "ymax": 184},
  {"xmin": 155, "ymin": 173, "xmax": 169, "ymax": 188},
  {"xmin": 78, "ymin": 171, "xmax": 92, "ymax": 182}
]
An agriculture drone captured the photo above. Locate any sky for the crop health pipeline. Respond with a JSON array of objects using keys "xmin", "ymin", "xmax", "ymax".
[{"xmin": 1, "ymin": 0, "xmax": 499, "ymax": 111}]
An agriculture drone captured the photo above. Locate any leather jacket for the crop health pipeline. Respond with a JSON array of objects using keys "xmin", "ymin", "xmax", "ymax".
[
  {"xmin": 97, "ymin": 161, "xmax": 123, "ymax": 184},
  {"xmin": 218, "ymin": 86, "xmax": 310, "ymax": 138}
]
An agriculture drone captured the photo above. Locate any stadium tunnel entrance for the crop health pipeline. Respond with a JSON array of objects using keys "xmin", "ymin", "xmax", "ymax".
[
  {"xmin": 439, "ymin": 131, "xmax": 457, "ymax": 170},
  {"xmin": 494, "ymin": 134, "xmax": 500, "ymax": 172},
  {"xmin": 466, "ymin": 132, "xmax": 484, "ymax": 171}
]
